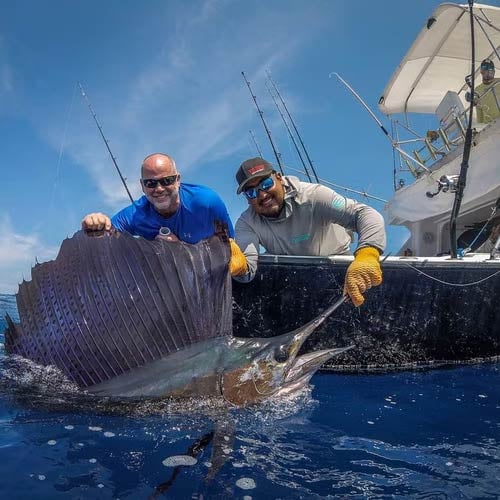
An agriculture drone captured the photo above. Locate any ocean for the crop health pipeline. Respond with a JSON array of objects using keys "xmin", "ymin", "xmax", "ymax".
[{"xmin": 1, "ymin": 293, "xmax": 499, "ymax": 499}]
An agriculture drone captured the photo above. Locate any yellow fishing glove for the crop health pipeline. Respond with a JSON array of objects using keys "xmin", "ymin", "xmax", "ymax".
[
  {"xmin": 344, "ymin": 247, "xmax": 382, "ymax": 307},
  {"xmin": 229, "ymin": 239, "xmax": 248, "ymax": 277}
]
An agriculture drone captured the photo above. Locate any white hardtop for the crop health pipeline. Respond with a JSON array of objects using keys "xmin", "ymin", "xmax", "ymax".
[{"xmin": 378, "ymin": 3, "xmax": 500, "ymax": 115}]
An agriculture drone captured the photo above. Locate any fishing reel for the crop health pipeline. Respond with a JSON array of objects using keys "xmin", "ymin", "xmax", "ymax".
[
  {"xmin": 464, "ymin": 74, "xmax": 479, "ymax": 104},
  {"xmin": 426, "ymin": 175, "xmax": 460, "ymax": 198},
  {"xmin": 465, "ymin": 90, "xmax": 479, "ymax": 104}
]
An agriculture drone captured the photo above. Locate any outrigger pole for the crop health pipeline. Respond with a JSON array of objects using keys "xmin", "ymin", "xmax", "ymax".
[
  {"xmin": 78, "ymin": 82, "xmax": 134, "ymax": 204},
  {"xmin": 449, "ymin": 0, "xmax": 476, "ymax": 259},
  {"xmin": 331, "ymin": 72, "xmax": 430, "ymax": 174},
  {"xmin": 266, "ymin": 71, "xmax": 320, "ymax": 183},
  {"xmin": 266, "ymin": 81, "xmax": 313, "ymax": 182},
  {"xmin": 241, "ymin": 71, "xmax": 284, "ymax": 174},
  {"xmin": 284, "ymin": 164, "xmax": 387, "ymax": 204}
]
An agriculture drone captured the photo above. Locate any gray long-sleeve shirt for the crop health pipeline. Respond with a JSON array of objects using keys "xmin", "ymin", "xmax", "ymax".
[{"xmin": 234, "ymin": 176, "xmax": 386, "ymax": 282}]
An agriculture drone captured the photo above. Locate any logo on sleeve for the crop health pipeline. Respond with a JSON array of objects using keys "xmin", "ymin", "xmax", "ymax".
[{"xmin": 331, "ymin": 195, "xmax": 346, "ymax": 211}]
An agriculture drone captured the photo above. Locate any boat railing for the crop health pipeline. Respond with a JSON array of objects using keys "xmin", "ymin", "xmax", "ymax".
[
  {"xmin": 396, "ymin": 110, "xmax": 468, "ymax": 179},
  {"xmin": 398, "ymin": 91, "xmax": 484, "ymax": 178},
  {"xmin": 398, "ymin": 83, "xmax": 500, "ymax": 180}
]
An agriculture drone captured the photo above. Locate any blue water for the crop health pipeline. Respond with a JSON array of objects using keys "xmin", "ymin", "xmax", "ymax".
[{"xmin": 1, "ymin": 294, "xmax": 499, "ymax": 499}]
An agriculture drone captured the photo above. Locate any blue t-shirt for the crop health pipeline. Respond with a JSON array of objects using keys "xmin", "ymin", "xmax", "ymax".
[{"xmin": 111, "ymin": 183, "xmax": 234, "ymax": 243}]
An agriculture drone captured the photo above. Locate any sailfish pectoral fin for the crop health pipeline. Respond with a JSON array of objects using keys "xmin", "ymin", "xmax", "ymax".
[{"xmin": 220, "ymin": 359, "xmax": 285, "ymax": 407}]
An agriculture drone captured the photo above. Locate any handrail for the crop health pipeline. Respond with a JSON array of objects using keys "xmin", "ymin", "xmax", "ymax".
[
  {"xmin": 393, "ymin": 82, "xmax": 500, "ymax": 181},
  {"xmin": 395, "ymin": 105, "xmax": 471, "ymax": 180}
]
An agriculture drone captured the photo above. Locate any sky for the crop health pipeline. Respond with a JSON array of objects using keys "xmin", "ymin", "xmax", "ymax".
[{"xmin": 1, "ymin": 0, "xmax": 495, "ymax": 293}]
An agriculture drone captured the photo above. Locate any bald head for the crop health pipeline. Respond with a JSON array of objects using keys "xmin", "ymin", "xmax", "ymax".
[
  {"xmin": 141, "ymin": 153, "xmax": 178, "ymax": 178},
  {"xmin": 140, "ymin": 153, "xmax": 181, "ymax": 217}
]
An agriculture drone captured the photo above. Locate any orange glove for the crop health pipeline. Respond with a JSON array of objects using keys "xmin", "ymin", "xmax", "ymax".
[
  {"xmin": 344, "ymin": 247, "xmax": 382, "ymax": 307},
  {"xmin": 229, "ymin": 239, "xmax": 248, "ymax": 277}
]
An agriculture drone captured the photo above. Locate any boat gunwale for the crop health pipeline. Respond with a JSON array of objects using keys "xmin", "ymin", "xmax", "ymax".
[{"xmin": 257, "ymin": 253, "xmax": 500, "ymax": 268}]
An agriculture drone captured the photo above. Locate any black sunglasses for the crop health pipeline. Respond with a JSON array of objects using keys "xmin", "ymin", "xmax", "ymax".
[{"xmin": 141, "ymin": 175, "xmax": 179, "ymax": 189}]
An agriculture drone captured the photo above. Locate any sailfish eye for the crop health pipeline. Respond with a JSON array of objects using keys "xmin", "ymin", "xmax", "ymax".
[{"xmin": 273, "ymin": 346, "xmax": 289, "ymax": 363}]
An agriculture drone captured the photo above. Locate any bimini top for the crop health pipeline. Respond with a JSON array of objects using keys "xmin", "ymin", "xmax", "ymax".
[{"xmin": 378, "ymin": 3, "xmax": 500, "ymax": 115}]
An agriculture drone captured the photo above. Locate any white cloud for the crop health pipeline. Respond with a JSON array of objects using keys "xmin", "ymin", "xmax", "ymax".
[
  {"xmin": 0, "ymin": 215, "xmax": 58, "ymax": 294},
  {"xmin": 0, "ymin": 1, "xmax": 336, "ymax": 294},
  {"xmin": 36, "ymin": 1, "xmax": 328, "ymax": 208}
]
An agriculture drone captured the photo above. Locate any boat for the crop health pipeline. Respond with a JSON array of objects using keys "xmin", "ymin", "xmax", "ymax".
[
  {"xmin": 232, "ymin": 2, "xmax": 500, "ymax": 369},
  {"xmin": 378, "ymin": 2, "xmax": 500, "ymax": 258}
]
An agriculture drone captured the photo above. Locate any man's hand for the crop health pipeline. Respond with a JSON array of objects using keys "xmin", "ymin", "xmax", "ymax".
[
  {"xmin": 229, "ymin": 239, "xmax": 248, "ymax": 277},
  {"xmin": 155, "ymin": 232, "xmax": 179, "ymax": 242},
  {"xmin": 81, "ymin": 212, "xmax": 112, "ymax": 232},
  {"xmin": 465, "ymin": 91, "xmax": 479, "ymax": 105},
  {"xmin": 344, "ymin": 247, "xmax": 382, "ymax": 307}
]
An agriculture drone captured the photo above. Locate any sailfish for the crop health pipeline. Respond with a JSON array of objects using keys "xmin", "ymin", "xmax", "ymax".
[{"xmin": 4, "ymin": 230, "xmax": 350, "ymax": 406}]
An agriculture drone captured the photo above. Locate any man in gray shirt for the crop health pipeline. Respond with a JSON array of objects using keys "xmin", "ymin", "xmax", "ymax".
[{"xmin": 233, "ymin": 157, "xmax": 386, "ymax": 307}]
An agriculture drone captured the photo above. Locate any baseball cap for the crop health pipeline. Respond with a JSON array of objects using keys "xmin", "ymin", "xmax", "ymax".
[
  {"xmin": 236, "ymin": 157, "xmax": 274, "ymax": 194},
  {"xmin": 480, "ymin": 58, "xmax": 494, "ymax": 70}
]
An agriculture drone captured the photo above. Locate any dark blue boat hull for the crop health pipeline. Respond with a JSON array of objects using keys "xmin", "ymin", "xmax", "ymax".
[{"xmin": 232, "ymin": 255, "xmax": 500, "ymax": 369}]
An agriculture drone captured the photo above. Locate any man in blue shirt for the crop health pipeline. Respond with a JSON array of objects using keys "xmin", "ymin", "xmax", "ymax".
[{"xmin": 82, "ymin": 153, "xmax": 247, "ymax": 275}]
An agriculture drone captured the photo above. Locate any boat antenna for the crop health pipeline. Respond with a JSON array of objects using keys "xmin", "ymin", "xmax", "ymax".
[
  {"xmin": 241, "ymin": 71, "xmax": 284, "ymax": 174},
  {"xmin": 449, "ymin": 0, "xmax": 476, "ymax": 259},
  {"xmin": 266, "ymin": 70, "xmax": 320, "ymax": 183},
  {"xmin": 78, "ymin": 82, "xmax": 134, "ymax": 204},
  {"xmin": 265, "ymin": 81, "xmax": 313, "ymax": 182},
  {"xmin": 249, "ymin": 129, "xmax": 264, "ymax": 157},
  {"xmin": 331, "ymin": 72, "xmax": 430, "ymax": 174}
]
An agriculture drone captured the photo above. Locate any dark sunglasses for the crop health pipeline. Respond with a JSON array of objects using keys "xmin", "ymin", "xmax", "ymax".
[
  {"xmin": 244, "ymin": 176, "xmax": 275, "ymax": 199},
  {"xmin": 141, "ymin": 175, "xmax": 179, "ymax": 189}
]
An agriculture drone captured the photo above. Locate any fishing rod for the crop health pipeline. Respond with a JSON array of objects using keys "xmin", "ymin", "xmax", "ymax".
[
  {"xmin": 241, "ymin": 71, "xmax": 284, "ymax": 174},
  {"xmin": 78, "ymin": 82, "xmax": 134, "ymax": 204},
  {"xmin": 331, "ymin": 72, "xmax": 430, "ymax": 174},
  {"xmin": 450, "ymin": 0, "xmax": 476, "ymax": 259},
  {"xmin": 266, "ymin": 82, "xmax": 313, "ymax": 182},
  {"xmin": 249, "ymin": 129, "xmax": 264, "ymax": 157},
  {"xmin": 266, "ymin": 70, "xmax": 320, "ymax": 183}
]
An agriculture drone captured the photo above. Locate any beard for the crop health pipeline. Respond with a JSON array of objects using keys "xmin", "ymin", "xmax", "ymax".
[
  {"xmin": 254, "ymin": 194, "xmax": 283, "ymax": 218},
  {"xmin": 146, "ymin": 189, "xmax": 180, "ymax": 215}
]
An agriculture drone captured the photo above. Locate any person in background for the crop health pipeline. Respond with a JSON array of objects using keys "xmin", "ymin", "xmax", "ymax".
[
  {"xmin": 467, "ymin": 58, "xmax": 500, "ymax": 124},
  {"xmin": 82, "ymin": 152, "xmax": 247, "ymax": 276},
  {"xmin": 233, "ymin": 157, "xmax": 386, "ymax": 307}
]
